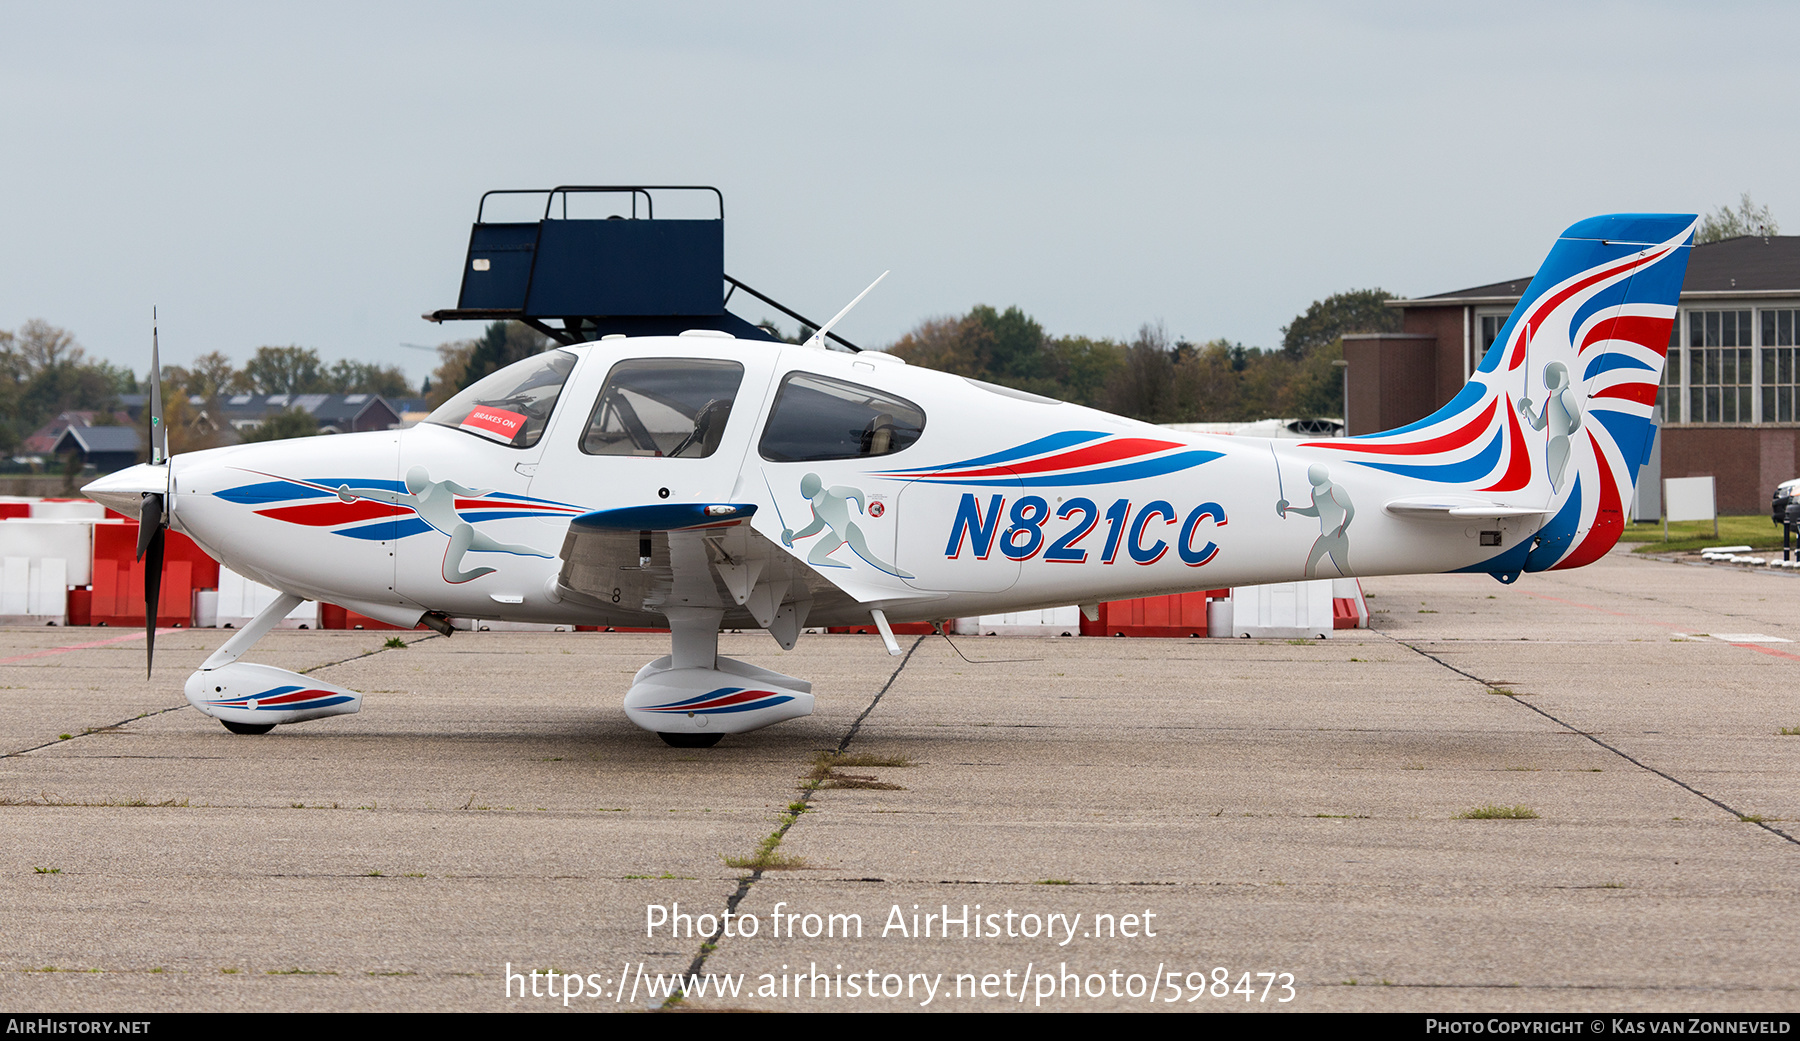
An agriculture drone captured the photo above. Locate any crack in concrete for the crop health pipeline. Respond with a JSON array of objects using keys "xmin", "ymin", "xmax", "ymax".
[
  {"xmin": 1379, "ymin": 630, "xmax": 1800, "ymax": 848},
  {"xmin": 3, "ymin": 704, "xmax": 186, "ymax": 759},
  {"xmin": 3, "ymin": 632, "xmax": 439, "ymax": 759},
  {"xmin": 658, "ymin": 634, "xmax": 928, "ymax": 1010}
]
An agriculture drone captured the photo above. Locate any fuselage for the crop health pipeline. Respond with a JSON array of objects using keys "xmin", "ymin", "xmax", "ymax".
[{"xmin": 144, "ymin": 333, "xmax": 1577, "ymax": 631}]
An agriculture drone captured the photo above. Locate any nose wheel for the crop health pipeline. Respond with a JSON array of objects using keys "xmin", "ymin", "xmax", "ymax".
[
  {"xmin": 221, "ymin": 720, "xmax": 276, "ymax": 735},
  {"xmin": 658, "ymin": 732, "xmax": 723, "ymax": 748}
]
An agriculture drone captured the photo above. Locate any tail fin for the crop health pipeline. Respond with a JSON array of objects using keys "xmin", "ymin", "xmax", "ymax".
[{"xmin": 1302, "ymin": 213, "xmax": 1696, "ymax": 575}]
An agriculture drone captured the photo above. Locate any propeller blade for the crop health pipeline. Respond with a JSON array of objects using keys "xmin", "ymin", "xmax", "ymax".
[
  {"xmin": 136, "ymin": 492, "xmax": 163, "ymax": 561},
  {"xmin": 149, "ymin": 307, "xmax": 165, "ymax": 466},
  {"xmin": 137, "ymin": 311, "xmax": 172, "ymax": 679},
  {"xmin": 138, "ymin": 492, "xmax": 165, "ymax": 678}
]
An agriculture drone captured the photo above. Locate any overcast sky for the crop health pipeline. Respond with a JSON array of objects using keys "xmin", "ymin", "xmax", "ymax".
[{"xmin": 4, "ymin": 2, "xmax": 1797, "ymax": 387}]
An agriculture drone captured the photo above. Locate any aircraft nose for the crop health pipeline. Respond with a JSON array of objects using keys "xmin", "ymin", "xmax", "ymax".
[{"xmin": 83, "ymin": 462, "xmax": 170, "ymax": 521}]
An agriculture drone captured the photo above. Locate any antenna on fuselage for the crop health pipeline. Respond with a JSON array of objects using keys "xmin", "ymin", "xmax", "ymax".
[{"xmin": 805, "ymin": 271, "xmax": 889, "ymax": 350}]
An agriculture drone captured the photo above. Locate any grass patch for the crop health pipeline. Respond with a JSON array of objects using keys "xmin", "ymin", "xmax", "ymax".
[
  {"xmin": 1629, "ymin": 515, "xmax": 1785, "ymax": 554},
  {"xmin": 383, "ymin": 637, "xmax": 407, "ymax": 649},
  {"xmin": 1739, "ymin": 814, "xmax": 1767, "ymax": 823},
  {"xmin": 722, "ymin": 831, "xmax": 808, "ymax": 871},
  {"xmin": 806, "ymin": 751, "xmax": 912, "ymax": 791},
  {"xmin": 1779, "ymin": 727, "xmax": 1800, "ymax": 736},
  {"xmin": 33, "ymin": 866, "xmax": 60, "ymax": 874},
  {"xmin": 723, "ymin": 803, "xmax": 811, "ymax": 871},
  {"xmin": 1458, "ymin": 804, "xmax": 1539, "ymax": 819},
  {"xmin": 1, "ymin": 795, "xmax": 188, "ymax": 808}
]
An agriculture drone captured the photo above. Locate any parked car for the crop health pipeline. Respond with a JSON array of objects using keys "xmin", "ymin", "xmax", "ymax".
[{"xmin": 1772, "ymin": 477, "xmax": 1800, "ymax": 525}]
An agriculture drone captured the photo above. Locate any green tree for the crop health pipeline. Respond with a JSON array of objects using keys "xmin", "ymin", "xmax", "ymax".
[
  {"xmin": 168, "ymin": 350, "xmax": 247, "ymax": 400},
  {"xmin": 1280, "ymin": 289, "xmax": 1399, "ymax": 358},
  {"xmin": 884, "ymin": 304, "xmax": 1061, "ymax": 396},
  {"xmin": 457, "ymin": 321, "xmax": 552, "ymax": 392},
  {"xmin": 1280, "ymin": 338, "xmax": 1346, "ymax": 419},
  {"xmin": 1697, "ymin": 192, "xmax": 1779, "ymax": 244},
  {"xmin": 243, "ymin": 346, "xmax": 326, "ymax": 395},
  {"xmin": 1040, "ymin": 335, "xmax": 1124, "ymax": 408},
  {"xmin": 1103, "ymin": 324, "xmax": 1182, "ymax": 422},
  {"xmin": 1169, "ymin": 339, "xmax": 1248, "ymax": 420},
  {"xmin": 324, "ymin": 359, "xmax": 410, "ymax": 397},
  {"xmin": 963, "ymin": 305, "xmax": 1046, "ymax": 382},
  {"xmin": 882, "ymin": 301, "xmax": 1349, "ymax": 425},
  {"xmin": 886, "ymin": 315, "xmax": 983, "ymax": 375},
  {"xmin": 0, "ymin": 321, "xmax": 123, "ymax": 451},
  {"xmin": 19, "ymin": 361, "xmax": 121, "ymax": 427}
]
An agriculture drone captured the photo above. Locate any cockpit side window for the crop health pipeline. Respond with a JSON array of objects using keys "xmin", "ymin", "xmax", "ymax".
[
  {"xmin": 581, "ymin": 358, "xmax": 746, "ymax": 458},
  {"xmin": 758, "ymin": 372, "xmax": 925, "ymax": 463},
  {"xmin": 424, "ymin": 350, "xmax": 576, "ymax": 449}
]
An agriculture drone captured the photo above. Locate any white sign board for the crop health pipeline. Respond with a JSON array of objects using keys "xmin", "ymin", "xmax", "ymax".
[{"xmin": 1663, "ymin": 476, "xmax": 1716, "ymax": 523}]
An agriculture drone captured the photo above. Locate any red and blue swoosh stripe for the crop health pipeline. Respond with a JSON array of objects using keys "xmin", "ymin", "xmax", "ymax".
[
  {"xmin": 204, "ymin": 684, "xmax": 354, "ymax": 712},
  {"xmin": 215, "ymin": 472, "xmax": 581, "ymax": 541},
  {"xmin": 876, "ymin": 431, "xmax": 1220, "ymax": 487},
  {"xmin": 643, "ymin": 687, "xmax": 795, "ymax": 715}
]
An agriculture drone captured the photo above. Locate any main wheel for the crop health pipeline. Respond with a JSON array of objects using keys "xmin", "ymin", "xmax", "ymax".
[
  {"xmin": 222, "ymin": 720, "xmax": 276, "ymax": 735},
  {"xmin": 658, "ymin": 731, "xmax": 722, "ymax": 748}
]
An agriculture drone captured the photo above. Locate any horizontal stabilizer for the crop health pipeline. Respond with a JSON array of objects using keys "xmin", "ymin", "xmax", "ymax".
[
  {"xmin": 570, "ymin": 503, "xmax": 756, "ymax": 532},
  {"xmin": 1384, "ymin": 497, "xmax": 1549, "ymax": 521}
]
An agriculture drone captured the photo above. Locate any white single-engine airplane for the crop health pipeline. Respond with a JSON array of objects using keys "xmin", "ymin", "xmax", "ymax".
[{"xmin": 88, "ymin": 212, "xmax": 1695, "ymax": 746}]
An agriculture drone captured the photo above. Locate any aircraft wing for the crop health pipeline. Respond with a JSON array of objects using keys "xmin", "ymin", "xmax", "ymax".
[{"xmin": 553, "ymin": 502, "xmax": 877, "ymax": 646}]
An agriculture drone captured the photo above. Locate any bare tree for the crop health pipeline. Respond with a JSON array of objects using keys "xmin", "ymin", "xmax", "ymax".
[{"xmin": 15, "ymin": 320, "xmax": 83, "ymax": 373}]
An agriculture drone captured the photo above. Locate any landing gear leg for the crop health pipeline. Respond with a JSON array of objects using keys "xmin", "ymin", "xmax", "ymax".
[
  {"xmin": 186, "ymin": 593, "xmax": 363, "ymax": 732},
  {"xmin": 623, "ymin": 606, "xmax": 814, "ymax": 743}
]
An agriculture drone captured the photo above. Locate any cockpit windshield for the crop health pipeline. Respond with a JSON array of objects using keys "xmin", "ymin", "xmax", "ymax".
[{"xmin": 424, "ymin": 350, "xmax": 577, "ymax": 449}]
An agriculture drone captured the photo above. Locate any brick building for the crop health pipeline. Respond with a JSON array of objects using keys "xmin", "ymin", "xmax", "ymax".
[{"xmin": 1349, "ymin": 235, "xmax": 1800, "ymax": 513}]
